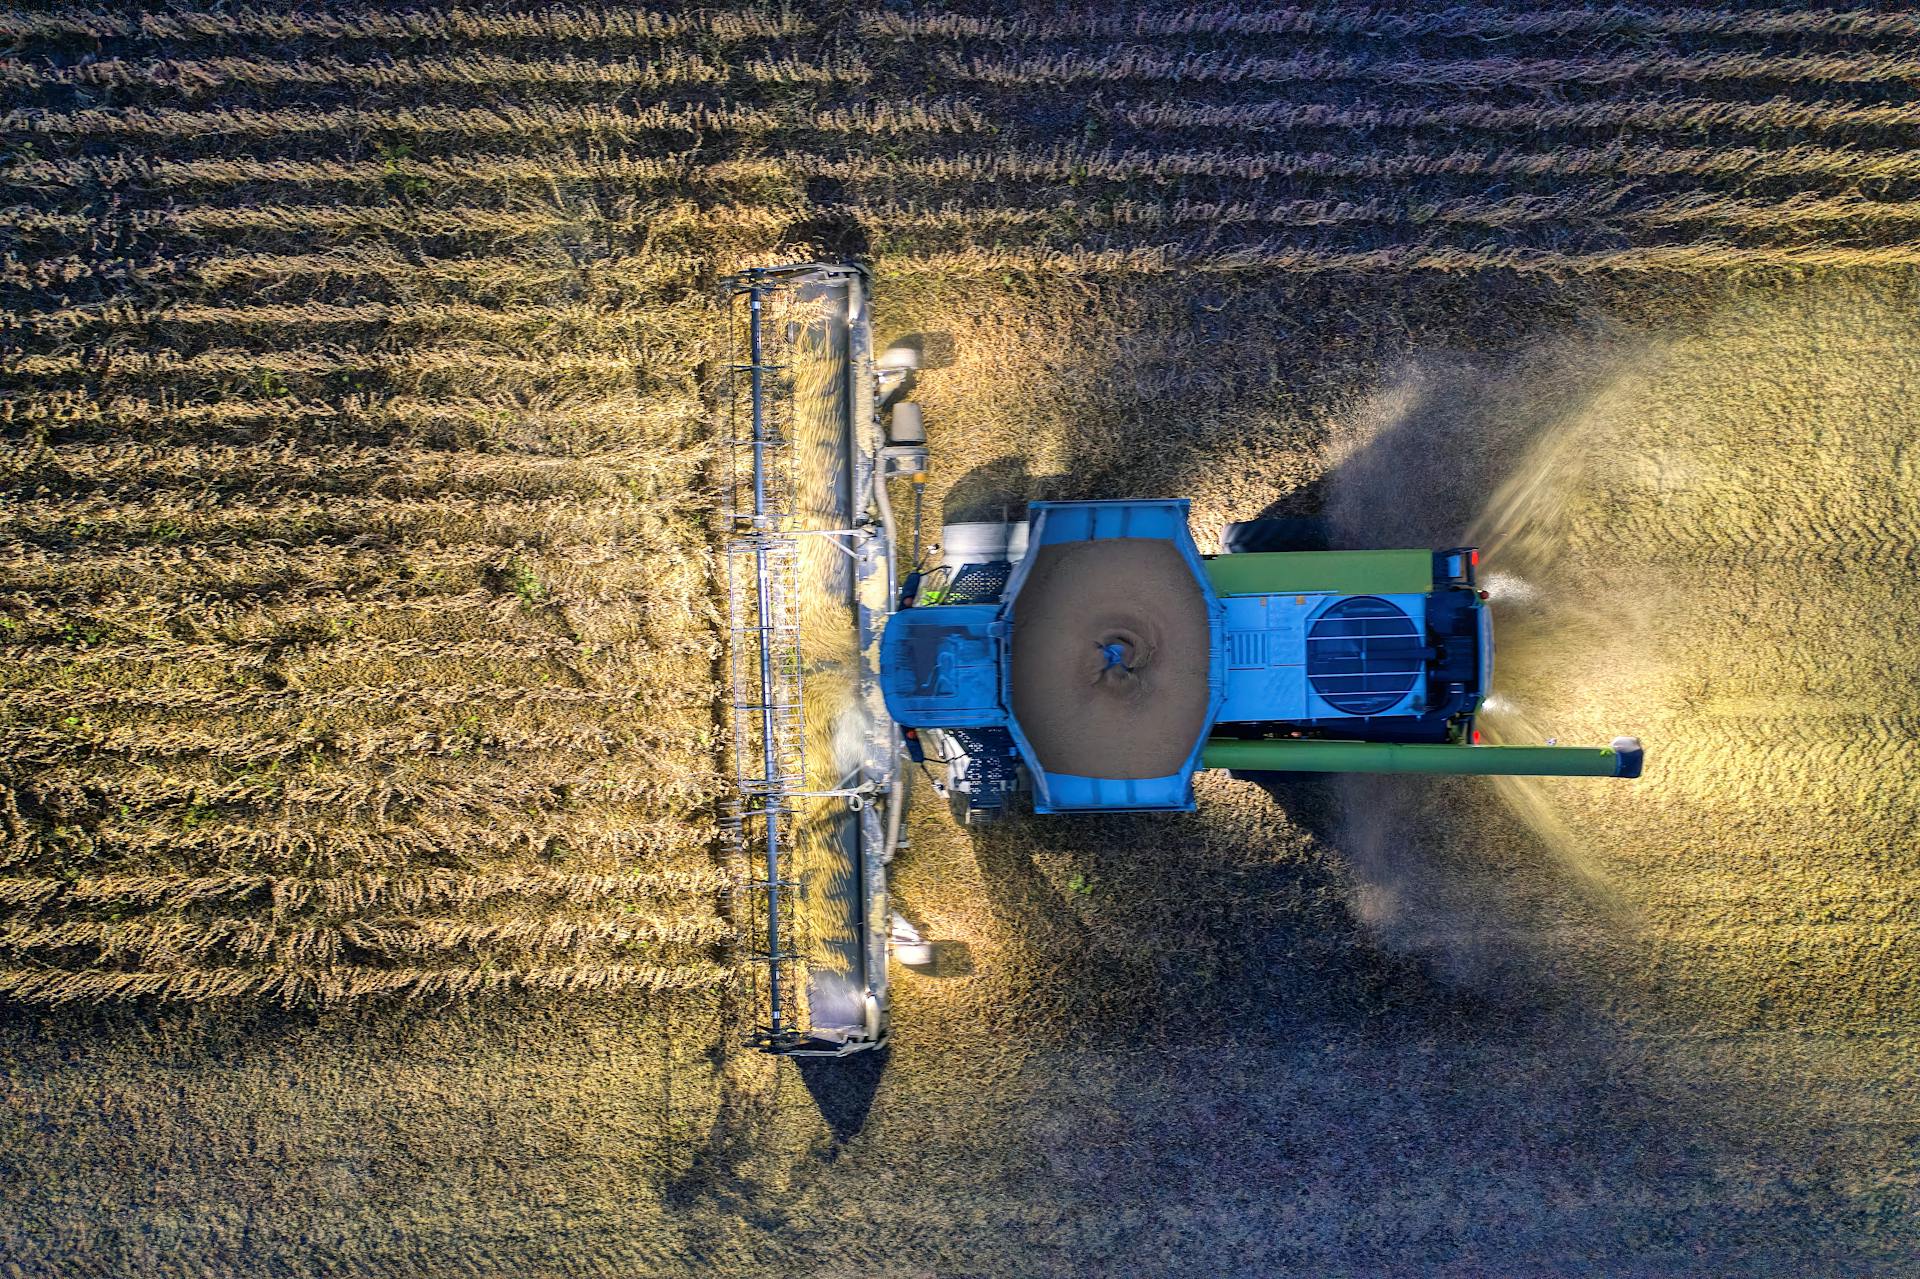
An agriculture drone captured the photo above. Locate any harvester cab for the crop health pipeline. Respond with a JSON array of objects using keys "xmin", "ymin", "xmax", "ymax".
[{"xmin": 717, "ymin": 263, "xmax": 1642, "ymax": 1057}]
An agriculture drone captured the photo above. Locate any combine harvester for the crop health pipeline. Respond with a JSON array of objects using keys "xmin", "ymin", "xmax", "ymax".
[{"xmin": 718, "ymin": 264, "xmax": 1642, "ymax": 1056}]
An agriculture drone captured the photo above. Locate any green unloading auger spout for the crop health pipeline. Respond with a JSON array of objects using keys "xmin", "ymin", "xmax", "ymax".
[{"xmin": 1200, "ymin": 736, "xmax": 1644, "ymax": 779}]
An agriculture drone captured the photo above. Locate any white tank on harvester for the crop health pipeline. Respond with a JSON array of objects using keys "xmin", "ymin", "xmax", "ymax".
[{"xmin": 717, "ymin": 264, "xmax": 1643, "ymax": 1057}]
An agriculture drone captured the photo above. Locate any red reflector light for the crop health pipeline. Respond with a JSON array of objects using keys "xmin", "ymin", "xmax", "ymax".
[
  {"xmin": 1472, "ymin": 730, "xmax": 1483, "ymax": 745},
  {"xmin": 1470, "ymin": 549, "xmax": 1480, "ymax": 566}
]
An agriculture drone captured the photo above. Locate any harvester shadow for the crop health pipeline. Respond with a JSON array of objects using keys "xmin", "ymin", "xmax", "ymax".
[
  {"xmin": 888, "ymin": 892, "xmax": 975, "ymax": 978},
  {"xmin": 793, "ymin": 1047, "xmax": 888, "ymax": 1148},
  {"xmin": 776, "ymin": 192, "xmax": 871, "ymax": 265},
  {"xmin": 964, "ymin": 806, "xmax": 1402, "ymax": 1043},
  {"xmin": 881, "ymin": 330, "xmax": 956, "ymax": 371},
  {"xmin": 1239, "ymin": 772, "xmax": 1624, "ymax": 1020},
  {"xmin": 939, "ymin": 456, "xmax": 1047, "ymax": 526}
]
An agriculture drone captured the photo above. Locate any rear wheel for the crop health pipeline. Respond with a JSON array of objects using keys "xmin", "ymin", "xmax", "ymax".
[{"xmin": 1221, "ymin": 516, "xmax": 1330, "ymax": 553}]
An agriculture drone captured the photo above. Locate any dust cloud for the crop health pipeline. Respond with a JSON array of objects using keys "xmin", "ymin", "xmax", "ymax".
[{"xmin": 1321, "ymin": 277, "xmax": 1920, "ymax": 1013}]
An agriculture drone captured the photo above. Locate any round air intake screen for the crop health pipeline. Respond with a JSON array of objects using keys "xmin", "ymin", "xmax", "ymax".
[{"xmin": 1307, "ymin": 596, "xmax": 1423, "ymax": 716}]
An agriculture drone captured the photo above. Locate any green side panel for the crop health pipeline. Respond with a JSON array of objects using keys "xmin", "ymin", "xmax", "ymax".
[
  {"xmin": 1200, "ymin": 738, "xmax": 1627, "ymax": 778},
  {"xmin": 1201, "ymin": 550, "xmax": 1434, "ymax": 597}
]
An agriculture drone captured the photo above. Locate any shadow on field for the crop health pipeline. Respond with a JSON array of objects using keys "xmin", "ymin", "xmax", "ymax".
[
  {"xmin": 938, "ymin": 455, "xmax": 1069, "ymax": 527},
  {"xmin": 777, "ymin": 188, "xmax": 871, "ymax": 265},
  {"xmin": 794, "ymin": 1048, "xmax": 888, "ymax": 1147},
  {"xmin": 1253, "ymin": 334, "xmax": 1652, "ymax": 547}
]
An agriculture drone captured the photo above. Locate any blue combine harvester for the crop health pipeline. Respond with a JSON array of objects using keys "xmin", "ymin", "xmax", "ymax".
[
  {"xmin": 884, "ymin": 500, "xmax": 1641, "ymax": 825},
  {"xmin": 719, "ymin": 264, "xmax": 1641, "ymax": 1056}
]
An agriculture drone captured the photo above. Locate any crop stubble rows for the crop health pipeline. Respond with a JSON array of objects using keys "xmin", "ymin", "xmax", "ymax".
[{"xmin": 0, "ymin": 4, "xmax": 1913, "ymax": 1014}]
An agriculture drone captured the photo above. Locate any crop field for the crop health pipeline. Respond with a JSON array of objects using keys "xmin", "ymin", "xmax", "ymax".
[{"xmin": 2, "ymin": 3, "xmax": 1917, "ymax": 1276}]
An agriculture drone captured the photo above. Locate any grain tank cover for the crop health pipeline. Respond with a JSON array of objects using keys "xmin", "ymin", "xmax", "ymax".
[{"xmin": 1002, "ymin": 500, "xmax": 1225, "ymax": 812}]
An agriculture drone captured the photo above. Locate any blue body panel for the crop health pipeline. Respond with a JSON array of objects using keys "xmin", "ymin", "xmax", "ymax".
[
  {"xmin": 1219, "ymin": 591, "xmax": 1431, "ymax": 724},
  {"xmin": 878, "ymin": 605, "xmax": 1006, "ymax": 729},
  {"xmin": 999, "ymin": 500, "xmax": 1227, "ymax": 814}
]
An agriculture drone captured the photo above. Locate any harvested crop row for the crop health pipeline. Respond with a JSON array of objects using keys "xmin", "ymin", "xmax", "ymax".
[
  {"xmin": 0, "ymin": 5, "xmax": 803, "ymax": 42},
  {"xmin": 879, "ymin": 241, "xmax": 1920, "ymax": 277},
  {"xmin": 942, "ymin": 49, "xmax": 1920, "ymax": 88},
  {"xmin": 6, "ymin": 250, "xmax": 704, "ymax": 304},
  {"xmin": 0, "ymin": 868, "xmax": 736, "ymax": 915},
  {"xmin": 5, "ymin": 818, "xmax": 715, "ymax": 875},
  {"xmin": 4, "ymin": 440, "xmax": 699, "ymax": 491},
  {"xmin": 2, "ymin": 98, "xmax": 989, "ymax": 139},
  {"xmin": 9, "ymin": 759, "xmax": 721, "ymax": 826},
  {"xmin": 0, "ymin": 682, "xmax": 701, "ymax": 715},
  {"xmin": 0, "ymin": 490, "xmax": 669, "ymax": 536},
  {"xmin": 1, "ymin": 389, "xmax": 702, "ymax": 446},
  {"xmin": 0, "ymin": 588, "xmax": 661, "ymax": 639},
  {"xmin": 1, "ymin": 720, "xmax": 705, "ymax": 766},
  {"xmin": 16, "ymin": 301, "xmax": 707, "ymax": 343},
  {"xmin": 0, "ymin": 635, "xmax": 656, "ymax": 673},
  {"xmin": 8, "ymin": 2, "xmax": 1914, "ymax": 44},
  {"xmin": 1108, "ymin": 95, "xmax": 1920, "ymax": 135},
  {"xmin": 19, "ymin": 140, "xmax": 1915, "ymax": 192},
  {"xmin": 10, "ymin": 48, "xmax": 1917, "ymax": 93},
  {"xmin": 22, "ymin": 192, "xmax": 1920, "ymax": 272},
  {"xmin": 0, "ymin": 961, "xmax": 736, "ymax": 1003},
  {"xmin": 0, "ymin": 52, "xmax": 868, "ymax": 90},
  {"xmin": 863, "ymin": 4, "xmax": 1920, "ymax": 41},
  {"xmin": 0, "ymin": 912, "xmax": 732, "ymax": 964}
]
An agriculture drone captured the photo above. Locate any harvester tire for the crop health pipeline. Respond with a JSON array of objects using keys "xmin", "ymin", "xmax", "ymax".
[{"xmin": 1221, "ymin": 517, "xmax": 1330, "ymax": 554}]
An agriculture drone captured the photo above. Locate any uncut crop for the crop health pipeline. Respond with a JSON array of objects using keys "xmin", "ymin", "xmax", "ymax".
[{"xmin": 3, "ymin": 2, "xmax": 1916, "ymax": 1008}]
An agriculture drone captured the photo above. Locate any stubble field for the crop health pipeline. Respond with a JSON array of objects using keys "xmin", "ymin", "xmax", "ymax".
[{"xmin": 2, "ymin": 5, "xmax": 1917, "ymax": 1276}]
